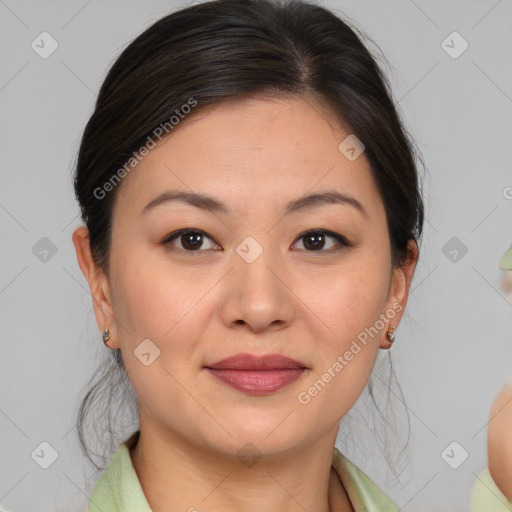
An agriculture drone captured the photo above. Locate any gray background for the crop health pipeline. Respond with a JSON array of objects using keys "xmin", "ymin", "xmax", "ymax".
[{"xmin": 1, "ymin": 0, "xmax": 512, "ymax": 511}]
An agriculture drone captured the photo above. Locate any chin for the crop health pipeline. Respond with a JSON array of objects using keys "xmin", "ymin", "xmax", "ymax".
[{"xmin": 201, "ymin": 416, "xmax": 314, "ymax": 457}]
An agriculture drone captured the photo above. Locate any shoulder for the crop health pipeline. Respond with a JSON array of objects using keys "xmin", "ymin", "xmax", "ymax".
[
  {"xmin": 332, "ymin": 447, "xmax": 401, "ymax": 512},
  {"xmin": 471, "ymin": 466, "xmax": 512, "ymax": 512},
  {"xmin": 488, "ymin": 383, "xmax": 512, "ymax": 501},
  {"xmin": 88, "ymin": 445, "xmax": 127, "ymax": 512},
  {"xmin": 88, "ymin": 432, "xmax": 152, "ymax": 512}
]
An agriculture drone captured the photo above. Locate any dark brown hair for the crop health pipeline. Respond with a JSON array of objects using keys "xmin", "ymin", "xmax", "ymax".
[{"xmin": 74, "ymin": 0, "xmax": 425, "ymax": 477}]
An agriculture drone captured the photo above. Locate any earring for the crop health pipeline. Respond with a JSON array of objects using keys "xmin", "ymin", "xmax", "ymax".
[
  {"xmin": 386, "ymin": 325, "xmax": 396, "ymax": 344},
  {"xmin": 102, "ymin": 328, "xmax": 110, "ymax": 345}
]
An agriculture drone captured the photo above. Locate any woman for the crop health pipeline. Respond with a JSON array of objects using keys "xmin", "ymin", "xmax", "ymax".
[
  {"xmin": 71, "ymin": 0, "xmax": 423, "ymax": 510},
  {"xmin": 471, "ymin": 243, "xmax": 512, "ymax": 512}
]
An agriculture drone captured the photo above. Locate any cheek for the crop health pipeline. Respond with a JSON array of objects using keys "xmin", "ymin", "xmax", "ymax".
[
  {"xmin": 109, "ymin": 248, "xmax": 213, "ymax": 421},
  {"xmin": 309, "ymin": 256, "xmax": 391, "ymax": 343},
  {"xmin": 109, "ymin": 244, "xmax": 208, "ymax": 359},
  {"xmin": 297, "ymin": 255, "xmax": 391, "ymax": 412}
]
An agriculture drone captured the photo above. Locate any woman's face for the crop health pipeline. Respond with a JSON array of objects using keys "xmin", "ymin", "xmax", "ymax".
[{"xmin": 76, "ymin": 95, "xmax": 417, "ymax": 458}]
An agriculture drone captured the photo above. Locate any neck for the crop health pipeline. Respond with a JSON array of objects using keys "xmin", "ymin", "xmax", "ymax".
[{"xmin": 129, "ymin": 424, "xmax": 354, "ymax": 512}]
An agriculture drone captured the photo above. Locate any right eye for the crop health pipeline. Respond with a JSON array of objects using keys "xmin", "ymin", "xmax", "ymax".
[{"xmin": 161, "ymin": 229, "xmax": 220, "ymax": 253}]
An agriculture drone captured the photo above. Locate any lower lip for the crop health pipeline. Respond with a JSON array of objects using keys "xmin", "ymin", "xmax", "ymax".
[{"xmin": 206, "ymin": 368, "xmax": 306, "ymax": 394}]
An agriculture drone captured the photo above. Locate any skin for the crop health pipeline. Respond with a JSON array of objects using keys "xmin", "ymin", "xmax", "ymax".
[
  {"xmin": 488, "ymin": 382, "xmax": 512, "ymax": 501},
  {"xmin": 487, "ymin": 271, "xmax": 512, "ymax": 501},
  {"xmin": 73, "ymin": 94, "xmax": 418, "ymax": 512}
]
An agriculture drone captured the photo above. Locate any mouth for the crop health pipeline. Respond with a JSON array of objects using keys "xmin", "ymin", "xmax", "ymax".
[{"xmin": 204, "ymin": 353, "xmax": 308, "ymax": 395}]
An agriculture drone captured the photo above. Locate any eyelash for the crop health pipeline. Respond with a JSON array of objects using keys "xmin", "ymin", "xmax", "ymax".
[{"xmin": 161, "ymin": 228, "xmax": 352, "ymax": 255}]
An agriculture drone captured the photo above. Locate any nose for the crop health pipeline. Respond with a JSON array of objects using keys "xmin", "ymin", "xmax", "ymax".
[{"xmin": 220, "ymin": 242, "xmax": 295, "ymax": 334}]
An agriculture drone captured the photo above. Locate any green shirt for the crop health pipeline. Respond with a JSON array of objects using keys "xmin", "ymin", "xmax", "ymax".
[
  {"xmin": 471, "ymin": 467, "xmax": 512, "ymax": 511},
  {"xmin": 88, "ymin": 431, "xmax": 401, "ymax": 512}
]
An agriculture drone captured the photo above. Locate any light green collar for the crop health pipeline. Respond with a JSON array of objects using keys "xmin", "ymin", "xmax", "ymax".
[{"xmin": 88, "ymin": 431, "xmax": 400, "ymax": 512}]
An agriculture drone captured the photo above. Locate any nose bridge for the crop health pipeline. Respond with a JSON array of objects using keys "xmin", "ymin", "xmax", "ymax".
[
  {"xmin": 225, "ymin": 232, "xmax": 293, "ymax": 330},
  {"xmin": 235, "ymin": 233, "xmax": 283, "ymax": 294}
]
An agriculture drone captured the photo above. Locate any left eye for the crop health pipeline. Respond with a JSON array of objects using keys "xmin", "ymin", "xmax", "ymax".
[
  {"xmin": 161, "ymin": 229, "xmax": 351, "ymax": 253},
  {"xmin": 292, "ymin": 229, "xmax": 350, "ymax": 252}
]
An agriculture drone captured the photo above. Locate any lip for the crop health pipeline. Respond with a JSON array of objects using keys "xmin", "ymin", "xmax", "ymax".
[
  {"xmin": 204, "ymin": 353, "xmax": 308, "ymax": 395},
  {"xmin": 206, "ymin": 353, "xmax": 307, "ymax": 370}
]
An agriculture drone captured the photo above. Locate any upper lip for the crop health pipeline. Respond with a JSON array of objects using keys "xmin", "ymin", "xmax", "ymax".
[{"xmin": 205, "ymin": 353, "xmax": 308, "ymax": 370}]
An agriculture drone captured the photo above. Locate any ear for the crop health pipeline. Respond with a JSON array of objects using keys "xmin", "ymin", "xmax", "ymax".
[
  {"xmin": 72, "ymin": 226, "xmax": 120, "ymax": 349},
  {"xmin": 380, "ymin": 239, "xmax": 419, "ymax": 349}
]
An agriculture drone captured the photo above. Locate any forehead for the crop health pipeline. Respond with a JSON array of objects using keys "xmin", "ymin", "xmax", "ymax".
[{"xmin": 112, "ymin": 95, "xmax": 382, "ymax": 220}]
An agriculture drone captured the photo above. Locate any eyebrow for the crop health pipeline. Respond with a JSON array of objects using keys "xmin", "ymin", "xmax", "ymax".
[{"xmin": 139, "ymin": 189, "xmax": 368, "ymax": 219}]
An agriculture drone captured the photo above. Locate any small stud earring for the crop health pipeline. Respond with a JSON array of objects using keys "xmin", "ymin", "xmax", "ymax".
[
  {"xmin": 102, "ymin": 328, "xmax": 110, "ymax": 344},
  {"xmin": 386, "ymin": 325, "xmax": 396, "ymax": 343}
]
